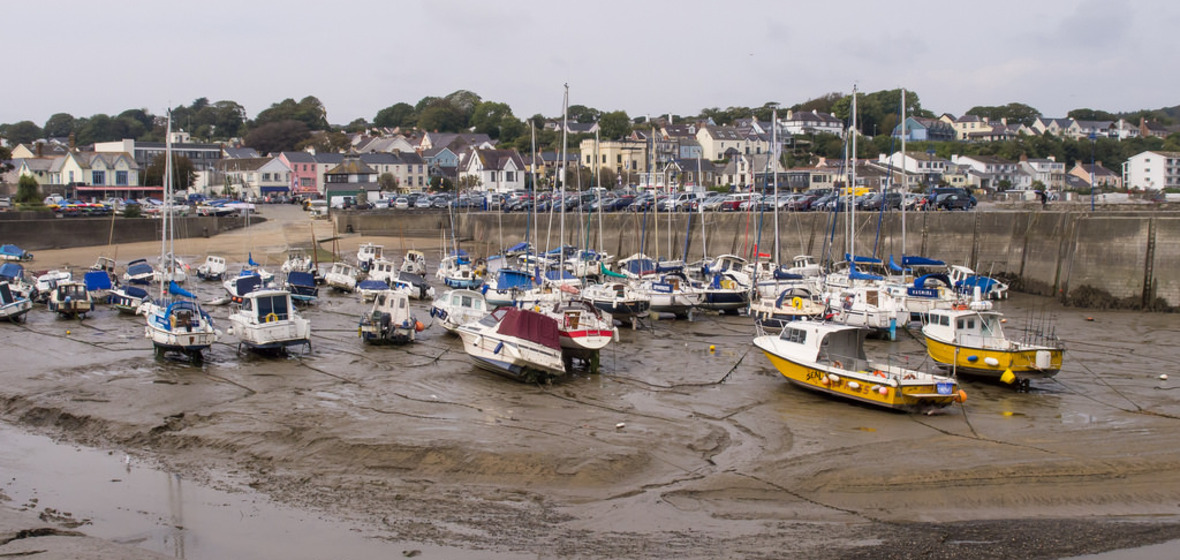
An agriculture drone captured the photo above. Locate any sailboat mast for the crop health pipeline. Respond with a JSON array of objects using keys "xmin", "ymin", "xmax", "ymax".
[
  {"xmin": 900, "ymin": 88, "xmax": 908, "ymax": 262},
  {"xmin": 698, "ymin": 155, "xmax": 707, "ymax": 260},
  {"xmin": 849, "ymin": 86, "xmax": 858, "ymax": 263},
  {"xmin": 595, "ymin": 127, "xmax": 603, "ymax": 253},
  {"xmin": 559, "ymin": 84, "xmax": 568, "ymax": 262},
  {"xmin": 530, "ymin": 122, "xmax": 538, "ymax": 261},
  {"xmin": 160, "ymin": 111, "xmax": 173, "ymax": 300},
  {"xmin": 771, "ymin": 106, "xmax": 779, "ymax": 264}
]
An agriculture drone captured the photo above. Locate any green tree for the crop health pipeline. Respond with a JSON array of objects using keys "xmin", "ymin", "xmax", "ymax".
[
  {"xmin": 245, "ymin": 120, "xmax": 311, "ymax": 154},
  {"xmin": 16, "ymin": 175, "xmax": 40, "ymax": 203},
  {"xmin": 4, "ymin": 121, "xmax": 43, "ymax": 145},
  {"xmin": 964, "ymin": 102, "xmax": 1041, "ymax": 126},
  {"xmin": 1068, "ymin": 108, "xmax": 1117, "ymax": 121},
  {"xmin": 378, "ymin": 172, "xmax": 399, "ymax": 193},
  {"xmin": 374, "ymin": 102, "xmax": 416, "ymax": 128},
  {"xmin": 567, "ymin": 104, "xmax": 601, "ymax": 124},
  {"xmin": 470, "ymin": 101, "xmax": 517, "ymax": 139},
  {"xmin": 297, "ymin": 130, "xmax": 349, "ymax": 153},
  {"xmin": 43, "ymin": 113, "xmax": 77, "ymax": 138},
  {"xmin": 417, "ymin": 100, "xmax": 466, "ymax": 132},
  {"xmin": 444, "ymin": 90, "xmax": 482, "ymax": 124},
  {"xmin": 254, "ymin": 97, "xmax": 329, "ymax": 130},
  {"xmin": 457, "ymin": 174, "xmax": 482, "ymax": 190},
  {"xmin": 144, "ymin": 154, "xmax": 197, "ymax": 191},
  {"xmin": 598, "ymin": 111, "xmax": 632, "ymax": 140},
  {"xmin": 791, "ymin": 92, "xmax": 843, "ymax": 115}
]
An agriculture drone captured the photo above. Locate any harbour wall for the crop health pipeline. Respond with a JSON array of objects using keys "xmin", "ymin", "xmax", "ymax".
[
  {"xmin": 0, "ymin": 214, "xmax": 259, "ymax": 252},
  {"xmin": 335, "ymin": 209, "xmax": 1179, "ymax": 310}
]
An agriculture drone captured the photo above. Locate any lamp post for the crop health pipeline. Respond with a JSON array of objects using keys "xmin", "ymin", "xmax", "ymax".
[{"xmin": 1089, "ymin": 132, "xmax": 1097, "ymax": 211}]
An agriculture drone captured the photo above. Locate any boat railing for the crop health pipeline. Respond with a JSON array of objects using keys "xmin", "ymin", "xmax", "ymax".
[
  {"xmin": 825, "ymin": 352, "xmax": 922, "ymax": 382},
  {"xmin": 955, "ymin": 332, "xmax": 1010, "ymax": 350}
]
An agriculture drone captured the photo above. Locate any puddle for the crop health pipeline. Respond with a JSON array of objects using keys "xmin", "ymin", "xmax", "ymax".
[{"xmin": 0, "ymin": 424, "xmax": 527, "ymax": 559}]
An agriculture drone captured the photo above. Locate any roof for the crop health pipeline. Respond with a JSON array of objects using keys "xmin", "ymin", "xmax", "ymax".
[
  {"xmin": 326, "ymin": 158, "xmax": 377, "ymax": 175},
  {"xmin": 218, "ymin": 157, "xmax": 274, "ymax": 172},
  {"xmin": 224, "ymin": 147, "xmax": 261, "ymax": 159},
  {"xmin": 472, "ymin": 149, "xmax": 526, "ymax": 171},
  {"xmin": 280, "ymin": 151, "xmax": 316, "ymax": 163}
]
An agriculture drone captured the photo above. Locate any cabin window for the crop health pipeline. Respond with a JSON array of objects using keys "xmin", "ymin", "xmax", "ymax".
[
  {"xmin": 957, "ymin": 319, "xmax": 964, "ymax": 329},
  {"xmin": 399, "ymin": 298, "xmax": 406, "ymax": 309},
  {"xmin": 967, "ymin": 318, "xmax": 975, "ymax": 329},
  {"xmin": 941, "ymin": 315, "xmax": 949, "ymax": 326},
  {"xmin": 866, "ymin": 290, "xmax": 879, "ymax": 306}
]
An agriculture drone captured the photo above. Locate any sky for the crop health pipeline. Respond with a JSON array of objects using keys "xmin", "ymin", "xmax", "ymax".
[{"xmin": 5, "ymin": 0, "xmax": 1179, "ymax": 127}]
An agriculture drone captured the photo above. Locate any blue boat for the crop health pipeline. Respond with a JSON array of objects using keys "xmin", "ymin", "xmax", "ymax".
[
  {"xmin": 285, "ymin": 271, "xmax": 319, "ymax": 304},
  {"xmin": 0, "ymin": 244, "xmax": 33, "ymax": 262}
]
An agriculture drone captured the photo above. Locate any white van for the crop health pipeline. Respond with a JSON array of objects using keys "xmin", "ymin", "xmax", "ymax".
[{"xmin": 307, "ymin": 199, "xmax": 329, "ymax": 219}]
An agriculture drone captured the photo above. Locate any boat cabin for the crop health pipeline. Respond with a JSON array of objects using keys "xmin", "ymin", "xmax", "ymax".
[
  {"xmin": 925, "ymin": 309, "xmax": 1005, "ymax": 347},
  {"xmin": 779, "ymin": 322, "xmax": 869, "ymax": 369},
  {"xmin": 242, "ymin": 291, "xmax": 293, "ymax": 324}
]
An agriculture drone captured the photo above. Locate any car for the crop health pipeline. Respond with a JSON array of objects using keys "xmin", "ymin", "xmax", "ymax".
[
  {"xmin": 923, "ymin": 187, "xmax": 976, "ymax": 211},
  {"xmin": 718, "ymin": 193, "xmax": 757, "ymax": 212},
  {"xmin": 933, "ymin": 192, "xmax": 975, "ymax": 211},
  {"xmin": 393, "ymin": 197, "xmax": 410, "ymax": 210}
]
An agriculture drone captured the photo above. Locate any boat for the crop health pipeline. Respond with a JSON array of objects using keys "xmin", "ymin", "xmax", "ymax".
[
  {"xmin": 581, "ymin": 281, "xmax": 650, "ymax": 324},
  {"xmin": 285, "ymin": 271, "xmax": 319, "ymax": 304},
  {"xmin": 921, "ymin": 300, "xmax": 1064, "ymax": 389},
  {"xmin": 483, "ymin": 267, "xmax": 539, "ymax": 307},
  {"xmin": 456, "ymin": 307, "xmax": 566, "ymax": 383},
  {"xmin": 34, "ymin": 270, "xmax": 73, "ymax": 302},
  {"xmin": 280, "ymin": 248, "xmax": 315, "ymax": 275},
  {"xmin": 109, "ymin": 285, "xmax": 151, "ymax": 314},
  {"xmin": 637, "ymin": 271, "xmax": 703, "ymax": 318},
  {"xmin": 358, "ymin": 289, "xmax": 421, "ymax": 344},
  {"xmin": 142, "ymin": 282, "xmax": 218, "ymax": 358},
  {"xmin": 83, "ymin": 269, "xmax": 114, "ymax": 301},
  {"xmin": 535, "ymin": 296, "xmax": 616, "ymax": 371},
  {"xmin": 197, "ymin": 256, "xmax": 228, "ymax": 281},
  {"xmin": 324, "ymin": 261, "xmax": 358, "ymax": 292},
  {"xmin": 436, "ymin": 252, "xmax": 482, "ymax": 289},
  {"xmin": 0, "ymin": 281, "xmax": 33, "ymax": 322},
  {"xmin": 241, "ymin": 253, "xmax": 275, "ymax": 285},
  {"xmin": 366, "ymin": 258, "xmax": 400, "ymax": 285},
  {"xmin": 753, "ymin": 320, "xmax": 965, "ymax": 412},
  {"xmin": 0, "ymin": 244, "xmax": 33, "ymax": 262},
  {"xmin": 696, "ymin": 269, "xmax": 752, "ymax": 314},
  {"xmin": 397, "ymin": 271, "xmax": 435, "ymax": 300},
  {"xmin": 948, "ymin": 265, "xmax": 1009, "ymax": 300},
  {"xmin": 123, "ymin": 259, "xmax": 155, "ymax": 286},
  {"xmin": 356, "ymin": 279, "xmax": 388, "ymax": 302},
  {"xmin": 430, "ymin": 288, "xmax": 491, "ymax": 333},
  {"xmin": 0, "ymin": 263, "xmax": 35, "ymax": 300},
  {"xmin": 47, "ymin": 281, "xmax": 94, "ymax": 318},
  {"xmin": 154, "ymin": 253, "xmax": 188, "ymax": 284},
  {"xmin": 356, "ymin": 243, "xmax": 384, "ymax": 273},
  {"xmin": 223, "ymin": 271, "xmax": 266, "ymax": 304},
  {"xmin": 228, "ymin": 288, "xmax": 312, "ymax": 354},
  {"xmin": 750, "ymin": 286, "xmax": 828, "ymax": 328},
  {"xmin": 399, "ymin": 249, "xmax": 427, "ymax": 276}
]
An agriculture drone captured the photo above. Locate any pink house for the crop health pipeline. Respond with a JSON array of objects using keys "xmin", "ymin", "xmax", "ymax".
[{"xmin": 279, "ymin": 151, "xmax": 320, "ymax": 196}]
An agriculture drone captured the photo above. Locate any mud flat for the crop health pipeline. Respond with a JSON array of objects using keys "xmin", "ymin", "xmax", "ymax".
[{"xmin": 3, "ymin": 204, "xmax": 1180, "ymax": 559}]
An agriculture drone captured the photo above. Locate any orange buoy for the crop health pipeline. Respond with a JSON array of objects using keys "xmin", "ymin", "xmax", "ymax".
[
  {"xmin": 954, "ymin": 389, "xmax": 967, "ymax": 403},
  {"xmin": 414, "ymin": 320, "xmax": 425, "ymax": 332}
]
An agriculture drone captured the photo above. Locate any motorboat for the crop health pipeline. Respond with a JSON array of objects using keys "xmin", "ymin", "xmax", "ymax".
[
  {"xmin": 581, "ymin": 281, "xmax": 650, "ymax": 324},
  {"xmin": 753, "ymin": 320, "xmax": 965, "ymax": 412},
  {"xmin": 0, "ymin": 281, "xmax": 32, "ymax": 322},
  {"xmin": 83, "ymin": 269, "xmax": 114, "ymax": 301},
  {"xmin": 436, "ymin": 253, "xmax": 482, "ymax": 289},
  {"xmin": 0, "ymin": 264, "xmax": 35, "ymax": 300},
  {"xmin": 637, "ymin": 271, "xmax": 703, "ymax": 318},
  {"xmin": 47, "ymin": 281, "xmax": 94, "ymax": 318},
  {"xmin": 154, "ymin": 253, "xmax": 188, "ymax": 284},
  {"xmin": 280, "ymin": 248, "xmax": 315, "ymax": 275},
  {"xmin": 109, "ymin": 285, "xmax": 151, "ymax": 314},
  {"xmin": 397, "ymin": 271, "xmax": 435, "ymax": 300},
  {"xmin": 142, "ymin": 281, "xmax": 218, "ymax": 359},
  {"xmin": 123, "ymin": 259, "xmax": 155, "ymax": 286},
  {"xmin": 356, "ymin": 279, "xmax": 388, "ymax": 302},
  {"xmin": 948, "ymin": 265, "xmax": 1009, "ymax": 300},
  {"xmin": 430, "ymin": 288, "xmax": 490, "ymax": 333},
  {"xmin": 366, "ymin": 258, "xmax": 400, "ymax": 285},
  {"xmin": 228, "ymin": 288, "xmax": 312, "ymax": 354},
  {"xmin": 358, "ymin": 289, "xmax": 421, "ymax": 344},
  {"xmin": 456, "ymin": 307, "xmax": 566, "ymax": 383},
  {"xmin": 535, "ymin": 296, "xmax": 616, "ymax": 370},
  {"xmin": 356, "ymin": 243, "xmax": 384, "ymax": 273},
  {"xmin": 285, "ymin": 271, "xmax": 319, "ymax": 304},
  {"xmin": 35, "ymin": 270, "xmax": 73, "ymax": 303},
  {"xmin": 323, "ymin": 261, "xmax": 358, "ymax": 292},
  {"xmin": 0, "ymin": 244, "xmax": 33, "ymax": 262},
  {"xmin": 197, "ymin": 256, "xmax": 228, "ymax": 281},
  {"xmin": 223, "ymin": 270, "xmax": 268, "ymax": 304},
  {"xmin": 399, "ymin": 249, "xmax": 427, "ymax": 276},
  {"xmin": 749, "ymin": 286, "xmax": 828, "ymax": 328},
  {"xmin": 922, "ymin": 300, "xmax": 1064, "ymax": 389}
]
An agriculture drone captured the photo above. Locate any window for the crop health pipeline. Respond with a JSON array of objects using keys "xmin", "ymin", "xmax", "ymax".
[
  {"xmin": 116, "ymin": 171, "xmax": 128, "ymax": 185},
  {"xmin": 92, "ymin": 170, "xmax": 105, "ymax": 184},
  {"xmin": 506, "ymin": 171, "xmax": 515, "ymax": 182}
]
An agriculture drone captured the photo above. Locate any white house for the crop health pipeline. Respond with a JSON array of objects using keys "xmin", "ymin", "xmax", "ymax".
[
  {"xmin": 1122, "ymin": 151, "xmax": 1180, "ymax": 192},
  {"xmin": 462, "ymin": 148, "xmax": 526, "ymax": 193}
]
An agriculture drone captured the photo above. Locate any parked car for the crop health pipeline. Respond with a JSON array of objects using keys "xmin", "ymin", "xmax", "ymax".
[
  {"xmin": 393, "ymin": 197, "xmax": 411, "ymax": 210},
  {"xmin": 924, "ymin": 187, "xmax": 976, "ymax": 211}
]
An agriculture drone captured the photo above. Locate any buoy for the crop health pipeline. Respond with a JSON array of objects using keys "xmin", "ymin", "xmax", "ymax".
[
  {"xmin": 967, "ymin": 355, "xmax": 978, "ymax": 363},
  {"xmin": 848, "ymin": 381, "xmax": 860, "ymax": 390},
  {"xmin": 954, "ymin": 389, "xmax": 967, "ymax": 403},
  {"xmin": 1000, "ymin": 369, "xmax": 1016, "ymax": 384},
  {"xmin": 1086, "ymin": 317, "xmax": 1094, "ymax": 322},
  {"xmin": 1000, "ymin": 318, "xmax": 1007, "ymax": 324},
  {"xmin": 984, "ymin": 357, "xmax": 1000, "ymax": 367},
  {"xmin": 709, "ymin": 345, "xmax": 716, "ymax": 353},
  {"xmin": 878, "ymin": 386, "xmax": 888, "ymax": 396},
  {"xmin": 1160, "ymin": 374, "xmax": 1169, "ymax": 381},
  {"xmin": 414, "ymin": 320, "xmax": 425, "ymax": 332},
  {"xmin": 66, "ymin": 330, "xmax": 71, "ymax": 335},
  {"xmin": 1002, "ymin": 411, "xmax": 1014, "ymax": 417},
  {"xmin": 615, "ymin": 422, "xmax": 626, "ymax": 430}
]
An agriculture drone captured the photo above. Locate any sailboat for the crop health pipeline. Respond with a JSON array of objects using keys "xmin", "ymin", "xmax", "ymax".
[{"xmin": 142, "ymin": 112, "xmax": 218, "ymax": 359}]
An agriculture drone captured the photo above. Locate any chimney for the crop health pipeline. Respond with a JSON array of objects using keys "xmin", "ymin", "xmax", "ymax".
[
  {"xmin": 1001, "ymin": 117, "xmax": 1008, "ymax": 126},
  {"xmin": 1095, "ymin": 161, "xmax": 1102, "ymax": 168},
  {"xmin": 1019, "ymin": 154, "xmax": 1028, "ymax": 162},
  {"xmin": 1048, "ymin": 155, "xmax": 1055, "ymax": 162}
]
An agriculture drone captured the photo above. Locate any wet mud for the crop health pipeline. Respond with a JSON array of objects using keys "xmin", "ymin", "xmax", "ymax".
[{"xmin": 3, "ymin": 205, "xmax": 1180, "ymax": 559}]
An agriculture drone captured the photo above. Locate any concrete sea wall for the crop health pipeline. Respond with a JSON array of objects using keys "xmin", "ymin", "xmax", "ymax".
[
  {"xmin": 336, "ymin": 208, "xmax": 1179, "ymax": 310},
  {"xmin": 0, "ymin": 214, "xmax": 259, "ymax": 252}
]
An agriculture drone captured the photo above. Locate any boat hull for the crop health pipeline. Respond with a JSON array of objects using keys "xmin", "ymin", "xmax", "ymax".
[
  {"xmin": 457, "ymin": 329, "xmax": 566, "ymax": 382},
  {"xmin": 925, "ymin": 336, "xmax": 1062, "ymax": 380},
  {"xmin": 0, "ymin": 299, "xmax": 32, "ymax": 322}
]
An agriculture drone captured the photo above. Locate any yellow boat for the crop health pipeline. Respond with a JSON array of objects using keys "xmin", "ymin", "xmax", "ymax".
[
  {"xmin": 753, "ymin": 320, "xmax": 965, "ymax": 412},
  {"xmin": 922, "ymin": 303, "xmax": 1064, "ymax": 388}
]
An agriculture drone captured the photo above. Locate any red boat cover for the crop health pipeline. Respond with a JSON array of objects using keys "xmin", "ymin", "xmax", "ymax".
[{"xmin": 497, "ymin": 308, "xmax": 561, "ymax": 350}]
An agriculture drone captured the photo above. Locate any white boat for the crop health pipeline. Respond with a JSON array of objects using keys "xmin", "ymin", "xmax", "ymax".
[
  {"xmin": 367, "ymin": 258, "xmax": 399, "ymax": 284},
  {"xmin": 397, "ymin": 271, "xmax": 435, "ymax": 300},
  {"xmin": 581, "ymin": 281, "xmax": 650, "ymax": 323},
  {"xmin": 750, "ymin": 286, "xmax": 828, "ymax": 328},
  {"xmin": 154, "ymin": 253, "xmax": 188, "ymax": 284},
  {"xmin": 280, "ymin": 248, "xmax": 315, "ymax": 275},
  {"xmin": 358, "ymin": 289, "xmax": 421, "ymax": 344},
  {"xmin": 637, "ymin": 271, "xmax": 703, "ymax": 318},
  {"xmin": 143, "ymin": 282, "xmax": 219, "ymax": 358},
  {"xmin": 122, "ymin": 259, "xmax": 155, "ymax": 286},
  {"xmin": 197, "ymin": 256, "xmax": 228, "ymax": 281},
  {"xmin": 430, "ymin": 288, "xmax": 490, "ymax": 333},
  {"xmin": 753, "ymin": 320, "xmax": 965, "ymax": 412},
  {"xmin": 223, "ymin": 271, "xmax": 267, "ymax": 304},
  {"xmin": 324, "ymin": 262, "xmax": 358, "ymax": 292},
  {"xmin": 0, "ymin": 281, "xmax": 33, "ymax": 322},
  {"xmin": 47, "ymin": 281, "xmax": 93, "ymax": 318},
  {"xmin": 109, "ymin": 285, "xmax": 151, "ymax": 314},
  {"xmin": 456, "ymin": 307, "xmax": 566, "ymax": 383},
  {"xmin": 228, "ymin": 289, "xmax": 312, "ymax": 354},
  {"xmin": 356, "ymin": 243, "xmax": 384, "ymax": 273},
  {"xmin": 399, "ymin": 249, "xmax": 427, "ymax": 276},
  {"xmin": 0, "ymin": 264, "xmax": 35, "ymax": 301},
  {"xmin": 534, "ymin": 296, "xmax": 616, "ymax": 369},
  {"xmin": 36, "ymin": 269, "xmax": 73, "ymax": 301},
  {"xmin": 436, "ymin": 253, "xmax": 482, "ymax": 289},
  {"xmin": 948, "ymin": 265, "xmax": 1009, "ymax": 300}
]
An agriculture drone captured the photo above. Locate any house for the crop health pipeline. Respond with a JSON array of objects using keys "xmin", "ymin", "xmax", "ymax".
[
  {"xmin": 418, "ymin": 132, "xmax": 494, "ymax": 153},
  {"xmin": 892, "ymin": 117, "xmax": 955, "ymax": 142},
  {"xmin": 1068, "ymin": 161, "xmax": 1122, "ymax": 190},
  {"xmin": 940, "ymin": 114, "xmax": 992, "ymax": 141},
  {"xmin": 950, "ymin": 154, "xmax": 1023, "ymax": 191},
  {"xmin": 1121, "ymin": 151, "xmax": 1180, "ymax": 191},
  {"xmin": 696, "ymin": 125, "xmax": 770, "ymax": 161},
  {"xmin": 10, "ymin": 142, "xmax": 69, "ymax": 159},
  {"xmin": 354, "ymin": 135, "xmax": 417, "ymax": 154},
  {"xmin": 1018, "ymin": 155, "xmax": 1066, "ymax": 190},
  {"xmin": 461, "ymin": 148, "xmax": 526, "ymax": 193},
  {"xmin": 1031, "ymin": 117, "xmax": 1075, "ymax": 137},
  {"xmin": 278, "ymin": 151, "xmax": 319, "ymax": 196},
  {"xmin": 14, "ymin": 158, "xmax": 56, "ymax": 186},
  {"xmin": 360, "ymin": 152, "xmax": 428, "ymax": 192},
  {"xmin": 1139, "ymin": 118, "xmax": 1170, "ymax": 139},
  {"xmin": 578, "ymin": 138, "xmax": 648, "ymax": 178},
  {"xmin": 782, "ymin": 110, "xmax": 844, "ymax": 137},
  {"xmin": 877, "ymin": 151, "xmax": 952, "ymax": 188},
  {"xmin": 215, "ymin": 157, "xmax": 292, "ymax": 199},
  {"xmin": 665, "ymin": 158, "xmax": 718, "ymax": 190}
]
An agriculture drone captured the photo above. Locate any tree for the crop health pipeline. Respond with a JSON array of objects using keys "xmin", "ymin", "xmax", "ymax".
[
  {"xmin": 430, "ymin": 176, "xmax": 454, "ymax": 192},
  {"xmin": 4, "ymin": 121, "xmax": 43, "ymax": 145},
  {"xmin": 43, "ymin": 113, "xmax": 77, "ymax": 138},
  {"xmin": 470, "ymin": 101, "xmax": 517, "ymax": 139},
  {"xmin": 567, "ymin": 104, "xmax": 601, "ymax": 124},
  {"xmin": 964, "ymin": 103, "xmax": 1041, "ymax": 126},
  {"xmin": 296, "ymin": 130, "xmax": 349, "ymax": 153},
  {"xmin": 144, "ymin": 154, "xmax": 197, "ymax": 191},
  {"xmin": 374, "ymin": 102, "xmax": 416, "ymax": 128},
  {"xmin": 244, "ymin": 120, "xmax": 311, "ymax": 154},
  {"xmin": 791, "ymin": 92, "xmax": 843, "ymax": 115},
  {"xmin": 254, "ymin": 97, "xmax": 329, "ymax": 130},
  {"xmin": 417, "ymin": 100, "xmax": 466, "ymax": 132},
  {"xmin": 443, "ymin": 90, "xmax": 482, "ymax": 123},
  {"xmin": 598, "ymin": 111, "xmax": 632, "ymax": 140},
  {"xmin": 1068, "ymin": 108, "xmax": 1117, "ymax": 122},
  {"xmin": 16, "ymin": 175, "xmax": 40, "ymax": 204},
  {"xmin": 378, "ymin": 172, "xmax": 399, "ymax": 193},
  {"xmin": 457, "ymin": 174, "xmax": 482, "ymax": 190}
]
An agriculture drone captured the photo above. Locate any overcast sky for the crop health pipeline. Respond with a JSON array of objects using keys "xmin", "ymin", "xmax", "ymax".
[{"xmin": 5, "ymin": 0, "xmax": 1177, "ymax": 127}]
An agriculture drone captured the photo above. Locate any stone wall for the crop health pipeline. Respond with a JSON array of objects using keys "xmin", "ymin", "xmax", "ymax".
[{"xmin": 0, "ymin": 215, "xmax": 258, "ymax": 251}]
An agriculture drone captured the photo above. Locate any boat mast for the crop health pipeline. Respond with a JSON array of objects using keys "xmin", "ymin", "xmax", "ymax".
[
  {"xmin": 900, "ymin": 88, "xmax": 907, "ymax": 262},
  {"xmin": 559, "ymin": 84, "xmax": 568, "ymax": 265},
  {"xmin": 595, "ymin": 126, "xmax": 603, "ymax": 253},
  {"xmin": 771, "ymin": 105, "xmax": 779, "ymax": 265},
  {"xmin": 160, "ymin": 111, "xmax": 173, "ymax": 301},
  {"xmin": 849, "ymin": 86, "xmax": 858, "ymax": 264},
  {"xmin": 530, "ymin": 122, "xmax": 538, "ymax": 264},
  {"xmin": 698, "ymin": 155, "xmax": 707, "ymax": 260}
]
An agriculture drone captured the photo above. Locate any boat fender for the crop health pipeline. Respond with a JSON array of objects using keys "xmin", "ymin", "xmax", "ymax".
[
  {"xmin": 414, "ymin": 321, "xmax": 424, "ymax": 332},
  {"xmin": 877, "ymin": 386, "xmax": 889, "ymax": 396},
  {"xmin": 847, "ymin": 381, "xmax": 860, "ymax": 391},
  {"xmin": 1000, "ymin": 369, "xmax": 1016, "ymax": 384},
  {"xmin": 967, "ymin": 355, "xmax": 978, "ymax": 363},
  {"xmin": 494, "ymin": 341, "xmax": 504, "ymax": 354},
  {"xmin": 953, "ymin": 389, "xmax": 967, "ymax": 403},
  {"xmin": 820, "ymin": 377, "xmax": 830, "ymax": 386},
  {"xmin": 827, "ymin": 374, "xmax": 841, "ymax": 384},
  {"xmin": 984, "ymin": 357, "xmax": 1000, "ymax": 367}
]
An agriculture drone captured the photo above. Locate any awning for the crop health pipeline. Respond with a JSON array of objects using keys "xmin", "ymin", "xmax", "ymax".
[{"xmin": 260, "ymin": 186, "xmax": 290, "ymax": 193}]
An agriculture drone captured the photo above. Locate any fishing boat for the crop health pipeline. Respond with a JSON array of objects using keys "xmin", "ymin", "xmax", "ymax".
[
  {"xmin": 456, "ymin": 307, "xmax": 566, "ymax": 383},
  {"xmin": 0, "ymin": 244, "xmax": 33, "ymax": 262},
  {"xmin": 35, "ymin": 270, "xmax": 73, "ymax": 302},
  {"xmin": 47, "ymin": 281, "xmax": 93, "ymax": 318},
  {"xmin": 323, "ymin": 261, "xmax": 358, "ymax": 292},
  {"xmin": 228, "ymin": 288, "xmax": 312, "ymax": 354},
  {"xmin": 356, "ymin": 243, "xmax": 383, "ymax": 273},
  {"xmin": 123, "ymin": 259, "xmax": 155, "ymax": 286},
  {"xmin": 109, "ymin": 285, "xmax": 151, "ymax": 314},
  {"xmin": 436, "ymin": 252, "xmax": 482, "ymax": 289},
  {"xmin": 280, "ymin": 248, "xmax": 315, "ymax": 275},
  {"xmin": 399, "ymin": 249, "xmax": 427, "ymax": 276},
  {"xmin": 430, "ymin": 288, "xmax": 490, "ymax": 333},
  {"xmin": 922, "ymin": 300, "xmax": 1064, "ymax": 389},
  {"xmin": 581, "ymin": 281, "xmax": 650, "ymax": 324},
  {"xmin": 750, "ymin": 286, "xmax": 828, "ymax": 328},
  {"xmin": 285, "ymin": 271, "xmax": 319, "ymax": 304},
  {"xmin": 754, "ymin": 320, "xmax": 965, "ymax": 412},
  {"xmin": 366, "ymin": 258, "xmax": 400, "ymax": 285},
  {"xmin": 637, "ymin": 271, "xmax": 703, "ymax": 318},
  {"xmin": 356, "ymin": 279, "xmax": 388, "ymax": 302},
  {"xmin": 197, "ymin": 256, "xmax": 228, "ymax": 281},
  {"xmin": 0, "ymin": 281, "xmax": 32, "ymax": 322},
  {"xmin": 358, "ymin": 289, "xmax": 421, "ymax": 344},
  {"xmin": 142, "ymin": 282, "xmax": 218, "ymax": 358},
  {"xmin": 398, "ymin": 271, "xmax": 434, "ymax": 300}
]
